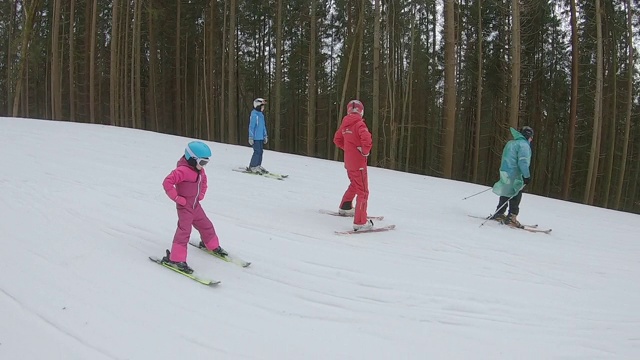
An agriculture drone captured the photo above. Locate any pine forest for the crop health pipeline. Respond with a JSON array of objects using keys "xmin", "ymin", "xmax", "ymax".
[{"xmin": 1, "ymin": 0, "xmax": 639, "ymax": 213}]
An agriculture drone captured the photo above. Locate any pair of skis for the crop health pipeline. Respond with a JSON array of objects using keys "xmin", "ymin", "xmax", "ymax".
[
  {"xmin": 468, "ymin": 215, "xmax": 552, "ymax": 234},
  {"xmin": 232, "ymin": 167, "xmax": 288, "ymax": 180},
  {"xmin": 233, "ymin": 167, "xmax": 394, "ymax": 234},
  {"xmin": 318, "ymin": 209, "xmax": 396, "ymax": 234},
  {"xmin": 149, "ymin": 243, "xmax": 251, "ymax": 286}
]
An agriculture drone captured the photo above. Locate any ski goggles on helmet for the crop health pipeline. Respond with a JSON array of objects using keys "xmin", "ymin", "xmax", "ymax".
[
  {"xmin": 185, "ymin": 146, "xmax": 210, "ymax": 166},
  {"xmin": 195, "ymin": 157, "xmax": 210, "ymax": 166}
]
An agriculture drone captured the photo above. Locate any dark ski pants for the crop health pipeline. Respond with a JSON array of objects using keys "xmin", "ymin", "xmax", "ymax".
[
  {"xmin": 496, "ymin": 191, "xmax": 523, "ymax": 216},
  {"xmin": 249, "ymin": 140, "xmax": 264, "ymax": 168}
]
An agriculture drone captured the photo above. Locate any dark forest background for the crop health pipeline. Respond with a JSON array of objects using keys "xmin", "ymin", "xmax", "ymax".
[{"xmin": 1, "ymin": 0, "xmax": 639, "ymax": 213}]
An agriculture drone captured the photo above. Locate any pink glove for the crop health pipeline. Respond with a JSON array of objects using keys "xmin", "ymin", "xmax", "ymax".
[{"xmin": 175, "ymin": 196, "xmax": 187, "ymax": 206}]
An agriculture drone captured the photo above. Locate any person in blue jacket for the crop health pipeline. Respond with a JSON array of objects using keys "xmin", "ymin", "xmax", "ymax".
[
  {"xmin": 490, "ymin": 126, "xmax": 534, "ymax": 228},
  {"xmin": 248, "ymin": 98, "xmax": 269, "ymax": 174}
]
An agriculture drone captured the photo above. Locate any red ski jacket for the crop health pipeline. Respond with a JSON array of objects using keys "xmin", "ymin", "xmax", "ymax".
[{"xmin": 333, "ymin": 113, "xmax": 373, "ymax": 171}]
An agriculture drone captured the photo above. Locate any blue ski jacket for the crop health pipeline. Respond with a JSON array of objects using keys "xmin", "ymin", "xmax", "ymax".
[{"xmin": 248, "ymin": 109, "xmax": 268, "ymax": 141}]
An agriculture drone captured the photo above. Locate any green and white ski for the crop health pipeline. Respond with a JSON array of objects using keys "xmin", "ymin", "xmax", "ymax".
[
  {"xmin": 149, "ymin": 256, "xmax": 220, "ymax": 286},
  {"xmin": 188, "ymin": 242, "xmax": 252, "ymax": 268},
  {"xmin": 232, "ymin": 167, "xmax": 288, "ymax": 180}
]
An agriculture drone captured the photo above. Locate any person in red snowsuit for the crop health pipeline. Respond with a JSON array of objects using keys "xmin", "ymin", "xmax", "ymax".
[{"xmin": 333, "ymin": 100, "xmax": 374, "ymax": 231}]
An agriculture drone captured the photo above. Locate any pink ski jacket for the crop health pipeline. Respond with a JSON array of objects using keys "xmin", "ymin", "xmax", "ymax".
[{"xmin": 162, "ymin": 157, "xmax": 208, "ymax": 209}]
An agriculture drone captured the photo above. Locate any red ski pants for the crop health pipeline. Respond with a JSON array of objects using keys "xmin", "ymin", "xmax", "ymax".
[{"xmin": 340, "ymin": 168, "xmax": 369, "ymax": 225}]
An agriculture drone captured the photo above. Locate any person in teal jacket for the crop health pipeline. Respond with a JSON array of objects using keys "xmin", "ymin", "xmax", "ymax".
[
  {"xmin": 490, "ymin": 126, "xmax": 534, "ymax": 228},
  {"xmin": 248, "ymin": 98, "xmax": 269, "ymax": 173}
]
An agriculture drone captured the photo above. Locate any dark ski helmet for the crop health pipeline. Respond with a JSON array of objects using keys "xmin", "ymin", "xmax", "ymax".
[{"xmin": 520, "ymin": 126, "xmax": 534, "ymax": 140}]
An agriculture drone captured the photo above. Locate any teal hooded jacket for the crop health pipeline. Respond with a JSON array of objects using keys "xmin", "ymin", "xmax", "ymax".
[{"xmin": 492, "ymin": 127, "xmax": 532, "ymax": 197}]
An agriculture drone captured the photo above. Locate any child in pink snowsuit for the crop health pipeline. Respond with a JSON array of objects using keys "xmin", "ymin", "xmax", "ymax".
[{"xmin": 162, "ymin": 141, "xmax": 224, "ymax": 269}]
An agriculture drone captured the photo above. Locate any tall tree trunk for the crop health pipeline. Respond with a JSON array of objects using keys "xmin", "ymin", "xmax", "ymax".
[
  {"xmin": 442, "ymin": 0, "xmax": 456, "ymax": 178},
  {"xmin": 68, "ymin": 0, "xmax": 76, "ymax": 121},
  {"xmin": 274, "ymin": 0, "xmax": 283, "ymax": 150},
  {"xmin": 387, "ymin": 2, "xmax": 397, "ymax": 169},
  {"xmin": 509, "ymin": 0, "xmax": 520, "ymax": 129},
  {"xmin": 562, "ymin": 0, "xmax": 579, "ymax": 200},
  {"xmin": 333, "ymin": 9, "xmax": 363, "ymax": 160},
  {"xmin": 603, "ymin": 33, "xmax": 617, "ymax": 208},
  {"xmin": 402, "ymin": 14, "xmax": 415, "ymax": 172},
  {"xmin": 585, "ymin": 0, "xmax": 604, "ymax": 204},
  {"xmin": 50, "ymin": 0, "xmax": 62, "ymax": 119},
  {"xmin": 371, "ymin": 0, "xmax": 381, "ymax": 165},
  {"xmin": 306, "ymin": 0, "xmax": 317, "ymax": 156},
  {"xmin": 110, "ymin": 0, "xmax": 120, "ymax": 125},
  {"xmin": 124, "ymin": 2, "xmax": 131, "ymax": 127},
  {"xmin": 430, "ymin": 2, "xmax": 438, "ymax": 173},
  {"xmin": 6, "ymin": 1, "xmax": 17, "ymax": 114},
  {"xmin": 355, "ymin": 0, "xmax": 364, "ymax": 97},
  {"xmin": 615, "ymin": 0, "xmax": 634, "ymax": 209},
  {"xmin": 227, "ymin": 0, "xmax": 237, "ymax": 144},
  {"xmin": 133, "ymin": 0, "xmax": 142, "ymax": 128},
  {"xmin": 203, "ymin": 3, "xmax": 210, "ymax": 138},
  {"xmin": 472, "ymin": 0, "xmax": 483, "ymax": 183},
  {"xmin": 89, "ymin": 0, "xmax": 99, "ymax": 124},
  {"xmin": 175, "ymin": 0, "xmax": 182, "ymax": 134},
  {"xmin": 147, "ymin": 0, "xmax": 159, "ymax": 131},
  {"xmin": 208, "ymin": 1, "xmax": 216, "ymax": 139},
  {"xmin": 12, "ymin": 0, "xmax": 41, "ymax": 117},
  {"xmin": 219, "ymin": 1, "xmax": 227, "ymax": 142},
  {"xmin": 210, "ymin": 1, "xmax": 217, "ymax": 140},
  {"xmin": 27, "ymin": 56, "xmax": 32, "ymax": 116},
  {"xmin": 119, "ymin": 0, "xmax": 128, "ymax": 125},
  {"xmin": 183, "ymin": 34, "xmax": 189, "ymax": 135}
]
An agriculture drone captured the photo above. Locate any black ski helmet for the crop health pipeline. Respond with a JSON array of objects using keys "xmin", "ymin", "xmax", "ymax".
[{"xmin": 520, "ymin": 126, "xmax": 534, "ymax": 140}]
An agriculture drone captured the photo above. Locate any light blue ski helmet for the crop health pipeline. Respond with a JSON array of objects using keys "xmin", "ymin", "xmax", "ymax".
[{"xmin": 185, "ymin": 141, "xmax": 212, "ymax": 160}]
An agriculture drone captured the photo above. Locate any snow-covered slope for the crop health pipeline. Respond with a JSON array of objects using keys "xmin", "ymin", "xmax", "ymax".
[{"xmin": 1, "ymin": 117, "xmax": 639, "ymax": 360}]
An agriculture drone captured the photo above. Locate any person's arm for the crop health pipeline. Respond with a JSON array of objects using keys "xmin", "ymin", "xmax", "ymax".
[
  {"xmin": 263, "ymin": 115, "xmax": 268, "ymax": 139},
  {"xmin": 357, "ymin": 123, "xmax": 373, "ymax": 156},
  {"xmin": 517, "ymin": 142, "xmax": 532, "ymax": 179},
  {"xmin": 162, "ymin": 168, "xmax": 187, "ymax": 205},
  {"xmin": 198, "ymin": 169, "xmax": 208, "ymax": 201},
  {"xmin": 249, "ymin": 112, "xmax": 258, "ymax": 140},
  {"xmin": 333, "ymin": 127, "xmax": 345, "ymax": 149}
]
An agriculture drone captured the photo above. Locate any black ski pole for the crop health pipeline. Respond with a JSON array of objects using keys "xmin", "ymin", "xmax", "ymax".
[
  {"xmin": 480, "ymin": 185, "xmax": 526, "ymax": 227},
  {"xmin": 462, "ymin": 187, "xmax": 492, "ymax": 200}
]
